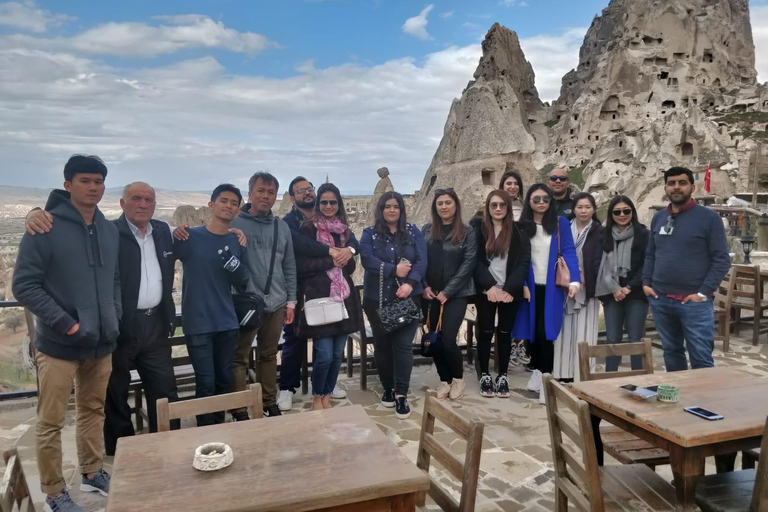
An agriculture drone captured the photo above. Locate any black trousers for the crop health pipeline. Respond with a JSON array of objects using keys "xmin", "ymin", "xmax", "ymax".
[
  {"xmin": 104, "ymin": 312, "xmax": 179, "ymax": 455},
  {"xmin": 475, "ymin": 294, "xmax": 518, "ymax": 376},
  {"xmin": 530, "ymin": 284, "xmax": 554, "ymax": 374},
  {"xmin": 424, "ymin": 297, "xmax": 466, "ymax": 383}
]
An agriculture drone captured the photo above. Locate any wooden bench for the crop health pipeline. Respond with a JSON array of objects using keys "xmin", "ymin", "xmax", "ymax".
[
  {"xmin": 156, "ymin": 383, "xmax": 263, "ymax": 431},
  {"xmin": 1, "ymin": 448, "xmax": 34, "ymax": 512}
]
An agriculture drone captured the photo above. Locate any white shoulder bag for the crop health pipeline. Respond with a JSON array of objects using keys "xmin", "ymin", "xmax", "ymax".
[{"xmin": 304, "ymin": 297, "xmax": 349, "ymax": 326}]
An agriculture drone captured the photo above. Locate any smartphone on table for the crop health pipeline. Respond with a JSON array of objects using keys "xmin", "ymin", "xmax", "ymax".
[
  {"xmin": 619, "ymin": 384, "xmax": 659, "ymax": 400},
  {"xmin": 684, "ymin": 406, "xmax": 724, "ymax": 421}
]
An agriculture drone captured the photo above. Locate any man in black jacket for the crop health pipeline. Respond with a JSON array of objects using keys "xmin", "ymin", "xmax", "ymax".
[
  {"xmin": 25, "ymin": 181, "xmax": 179, "ymax": 454},
  {"xmin": 276, "ymin": 176, "xmax": 353, "ymax": 411}
]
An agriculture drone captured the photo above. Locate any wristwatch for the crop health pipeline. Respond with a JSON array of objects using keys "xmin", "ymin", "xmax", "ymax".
[
  {"xmin": 697, "ymin": 293, "xmax": 708, "ymax": 302},
  {"xmin": 348, "ymin": 246, "xmax": 356, "ymax": 255}
]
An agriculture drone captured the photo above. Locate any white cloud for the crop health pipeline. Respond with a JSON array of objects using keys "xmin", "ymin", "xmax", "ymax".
[
  {"xmin": 751, "ymin": 6, "xmax": 768, "ymax": 83},
  {"xmin": 499, "ymin": 0, "xmax": 528, "ymax": 6},
  {"xmin": 0, "ymin": 1, "xmax": 72, "ymax": 33},
  {"xmin": 1, "ymin": 14, "xmax": 276, "ymax": 57},
  {"xmin": 402, "ymin": 4, "xmax": 434, "ymax": 40},
  {"xmin": 440, "ymin": 11, "xmax": 454, "ymax": 18},
  {"xmin": 520, "ymin": 28, "xmax": 585, "ymax": 102}
]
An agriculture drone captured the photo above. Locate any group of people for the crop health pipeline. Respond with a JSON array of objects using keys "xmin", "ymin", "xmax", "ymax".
[{"xmin": 13, "ymin": 154, "xmax": 731, "ymax": 512}]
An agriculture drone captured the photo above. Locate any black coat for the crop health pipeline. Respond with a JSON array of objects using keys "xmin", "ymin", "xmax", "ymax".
[
  {"xmin": 283, "ymin": 207, "xmax": 330, "ymax": 259},
  {"xmin": 470, "ymin": 217, "xmax": 531, "ymax": 301},
  {"xmin": 421, "ymin": 222, "xmax": 477, "ymax": 299},
  {"xmin": 115, "ymin": 215, "xmax": 176, "ymax": 341},
  {"xmin": 597, "ymin": 224, "xmax": 650, "ymax": 302},
  {"xmin": 581, "ymin": 223, "xmax": 604, "ymax": 299},
  {"xmin": 296, "ymin": 225, "xmax": 363, "ymax": 339}
]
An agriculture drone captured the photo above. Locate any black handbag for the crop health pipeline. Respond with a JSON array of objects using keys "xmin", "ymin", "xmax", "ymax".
[
  {"xmin": 233, "ymin": 219, "xmax": 278, "ymax": 329},
  {"xmin": 420, "ymin": 304, "xmax": 444, "ymax": 357},
  {"xmin": 377, "ymin": 262, "xmax": 421, "ymax": 333}
]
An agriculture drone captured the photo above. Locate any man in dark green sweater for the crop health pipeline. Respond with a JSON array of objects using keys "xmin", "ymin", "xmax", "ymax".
[{"xmin": 642, "ymin": 167, "xmax": 730, "ymax": 372}]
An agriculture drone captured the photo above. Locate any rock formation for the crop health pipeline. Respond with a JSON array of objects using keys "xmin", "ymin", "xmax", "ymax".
[
  {"xmin": 367, "ymin": 167, "xmax": 394, "ymax": 224},
  {"xmin": 411, "ymin": 24, "xmax": 547, "ymax": 223},
  {"xmin": 172, "ymin": 205, "xmax": 211, "ymax": 227}
]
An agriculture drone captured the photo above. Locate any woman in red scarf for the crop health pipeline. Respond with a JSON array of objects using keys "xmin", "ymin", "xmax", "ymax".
[{"xmin": 298, "ymin": 183, "xmax": 362, "ymax": 410}]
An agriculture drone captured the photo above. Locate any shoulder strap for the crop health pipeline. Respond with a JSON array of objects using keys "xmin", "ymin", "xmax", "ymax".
[
  {"xmin": 263, "ymin": 219, "xmax": 279, "ymax": 296},
  {"xmin": 556, "ymin": 220, "xmax": 562, "ymax": 257}
]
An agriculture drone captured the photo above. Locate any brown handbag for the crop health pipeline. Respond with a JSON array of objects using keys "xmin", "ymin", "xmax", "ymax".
[{"xmin": 555, "ymin": 226, "xmax": 571, "ymax": 289}]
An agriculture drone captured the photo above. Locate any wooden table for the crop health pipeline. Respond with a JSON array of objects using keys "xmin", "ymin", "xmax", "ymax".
[
  {"xmin": 570, "ymin": 367, "xmax": 768, "ymax": 512},
  {"xmin": 107, "ymin": 405, "xmax": 429, "ymax": 512}
]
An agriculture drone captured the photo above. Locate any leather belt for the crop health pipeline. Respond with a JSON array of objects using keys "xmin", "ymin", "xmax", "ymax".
[{"xmin": 136, "ymin": 307, "xmax": 158, "ymax": 316}]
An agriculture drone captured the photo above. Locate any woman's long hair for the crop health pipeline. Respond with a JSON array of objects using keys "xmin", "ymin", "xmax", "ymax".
[
  {"xmin": 374, "ymin": 191, "xmax": 409, "ymax": 243},
  {"xmin": 571, "ymin": 192, "xmax": 600, "ymax": 223},
  {"xmin": 603, "ymin": 195, "xmax": 641, "ymax": 253},
  {"xmin": 309, "ymin": 183, "xmax": 348, "ymax": 224},
  {"xmin": 498, "ymin": 170, "xmax": 524, "ymax": 201},
  {"xmin": 483, "ymin": 190, "xmax": 513, "ymax": 258},
  {"xmin": 520, "ymin": 183, "xmax": 558, "ymax": 235},
  {"xmin": 430, "ymin": 189, "xmax": 465, "ymax": 245}
]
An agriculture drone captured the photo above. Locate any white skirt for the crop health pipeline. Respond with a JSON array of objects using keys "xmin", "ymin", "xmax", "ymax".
[{"xmin": 553, "ymin": 298, "xmax": 600, "ymax": 381}]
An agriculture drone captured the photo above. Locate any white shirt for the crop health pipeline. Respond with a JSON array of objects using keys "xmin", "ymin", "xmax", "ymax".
[
  {"xmin": 531, "ymin": 224, "xmax": 552, "ymax": 285},
  {"xmin": 127, "ymin": 220, "xmax": 163, "ymax": 310}
]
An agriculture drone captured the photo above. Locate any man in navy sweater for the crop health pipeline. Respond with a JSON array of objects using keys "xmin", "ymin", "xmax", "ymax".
[{"xmin": 642, "ymin": 167, "xmax": 730, "ymax": 371}]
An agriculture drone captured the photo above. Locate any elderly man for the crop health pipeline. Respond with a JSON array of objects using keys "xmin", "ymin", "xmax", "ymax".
[
  {"xmin": 26, "ymin": 181, "xmax": 179, "ymax": 454},
  {"xmin": 548, "ymin": 167, "xmax": 575, "ymax": 220}
]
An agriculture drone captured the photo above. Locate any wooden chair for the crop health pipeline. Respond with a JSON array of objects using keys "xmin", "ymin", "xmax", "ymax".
[
  {"xmin": 156, "ymin": 383, "xmax": 263, "ymax": 432},
  {"xmin": 1, "ymin": 449, "xmax": 35, "ymax": 512},
  {"xmin": 542, "ymin": 374, "xmax": 676, "ymax": 511},
  {"xmin": 416, "ymin": 390, "xmax": 485, "ymax": 512},
  {"xmin": 743, "ymin": 448, "xmax": 761, "ymax": 469},
  {"xmin": 694, "ymin": 416, "xmax": 768, "ymax": 512},
  {"xmin": 729, "ymin": 265, "xmax": 768, "ymax": 346},
  {"xmin": 713, "ymin": 269, "xmax": 736, "ymax": 352},
  {"xmin": 578, "ymin": 340, "xmax": 670, "ymax": 468}
]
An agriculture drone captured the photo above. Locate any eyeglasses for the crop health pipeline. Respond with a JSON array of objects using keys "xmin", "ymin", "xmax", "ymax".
[
  {"xmin": 489, "ymin": 202, "xmax": 507, "ymax": 210},
  {"xmin": 319, "ymin": 200, "xmax": 338, "ymax": 206},
  {"xmin": 549, "ymin": 176, "xmax": 569, "ymax": 182},
  {"xmin": 664, "ymin": 215, "xmax": 675, "ymax": 232},
  {"xmin": 531, "ymin": 196, "xmax": 551, "ymax": 204},
  {"xmin": 434, "ymin": 188, "xmax": 454, "ymax": 196},
  {"xmin": 612, "ymin": 208, "xmax": 632, "ymax": 216},
  {"xmin": 295, "ymin": 186, "xmax": 315, "ymax": 195}
]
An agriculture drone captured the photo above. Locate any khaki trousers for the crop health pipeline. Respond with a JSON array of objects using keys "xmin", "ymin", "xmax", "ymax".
[
  {"xmin": 35, "ymin": 351, "xmax": 112, "ymax": 495},
  {"xmin": 232, "ymin": 306, "xmax": 285, "ymax": 407}
]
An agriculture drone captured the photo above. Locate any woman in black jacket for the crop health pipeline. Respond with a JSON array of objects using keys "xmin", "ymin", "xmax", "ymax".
[
  {"xmin": 296, "ymin": 184, "xmax": 362, "ymax": 411},
  {"xmin": 596, "ymin": 195, "xmax": 649, "ymax": 371},
  {"xmin": 471, "ymin": 191, "xmax": 531, "ymax": 398},
  {"xmin": 422, "ymin": 188, "xmax": 477, "ymax": 401}
]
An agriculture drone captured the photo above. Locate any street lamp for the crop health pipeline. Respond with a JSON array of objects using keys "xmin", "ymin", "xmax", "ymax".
[{"xmin": 741, "ymin": 233, "xmax": 756, "ymax": 264}]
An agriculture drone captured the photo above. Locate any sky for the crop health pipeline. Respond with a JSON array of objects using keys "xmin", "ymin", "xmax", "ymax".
[{"xmin": 2, "ymin": 0, "xmax": 768, "ymax": 196}]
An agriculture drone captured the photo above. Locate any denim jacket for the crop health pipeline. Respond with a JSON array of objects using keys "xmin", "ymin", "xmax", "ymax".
[{"xmin": 360, "ymin": 224, "xmax": 427, "ymax": 302}]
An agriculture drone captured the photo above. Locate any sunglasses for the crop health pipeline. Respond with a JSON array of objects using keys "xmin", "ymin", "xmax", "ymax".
[
  {"xmin": 434, "ymin": 188, "xmax": 454, "ymax": 196},
  {"xmin": 319, "ymin": 200, "xmax": 338, "ymax": 206},
  {"xmin": 295, "ymin": 186, "xmax": 315, "ymax": 195},
  {"xmin": 489, "ymin": 202, "xmax": 507, "ymax": 210},
  {"xmin": 549, "ymin": 176, "xmax": 569, "ymax": 182},
  {"xmin": 531, "ymin": 196, "xmax": 551, "ymax": 204},
  {"xmin": 612, "ymin": 208, "xmax": 632, "ymax": 216}
]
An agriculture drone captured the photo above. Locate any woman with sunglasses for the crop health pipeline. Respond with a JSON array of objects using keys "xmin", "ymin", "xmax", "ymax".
[
  {"xmin": 297, "ymin": 184, "xmax": 363, "ymax": 411},
  {"xmin": 595, "ymin": 196, "xmax": 649, "ymax": 371},
  {"xmin": 553, "ymin": 192, "xmax": 603, "ymax": 382},
  {"xmin": 422, "ymin": 188, "xmax": 477, "ymax": 401},
  {"xmin": 360, "ymin": 192, "xmax": 427, "ymax": 419},
  {"xmin": 471, "ymin": 191, "xmax": 531, "ymax": 398},
  {"xmin": 499, "ymin": 170, "xmax": 525, "ymax": 221},
  {"xmin": 514, "ymin": 184, "xmax": 580, "ymax": 403}
]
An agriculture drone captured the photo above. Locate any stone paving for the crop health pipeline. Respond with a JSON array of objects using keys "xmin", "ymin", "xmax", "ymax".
[{"xmin": 1, "ymin": 336, "xmax": 767, "ymax": 512}]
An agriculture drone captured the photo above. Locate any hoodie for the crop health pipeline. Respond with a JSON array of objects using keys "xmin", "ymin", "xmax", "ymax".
[
  {"xmin": 13, "ymin": 190, "xmax": 121, "ymax": 360},
  {"xmin": 230, "ymin": 205, "xmax": 297, "ymax": 313}
]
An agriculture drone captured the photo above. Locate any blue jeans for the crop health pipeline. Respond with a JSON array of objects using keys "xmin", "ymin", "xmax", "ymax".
[
  {"xmin": 603, "ymin": 297, "xmax": 649, "ymax": 372},
  {"xmin": 311, "ymin": 334, "xmax": 347, "ymax": 396},
  {"xmin": 648, "ymin": 295, "xmax": 715, "ymax": 372},
  {"xmin": 279, "ymin": 321, "xmax": 305, "ymax": 393},
  {"xmin": 186, "ymin": 329, "xmax": 239, "ymax": 426}
]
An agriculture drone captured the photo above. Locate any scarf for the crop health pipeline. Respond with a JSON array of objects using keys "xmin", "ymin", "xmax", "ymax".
[
  {"xmin": 595, "ymin": 225, "xmax": 634, "ymax": 297},
  {"xmin": 313, "ymin": 216, "xmax": 351, "ymax": 302},
  {"xmin": 566, "ymin": 220, "xmax": 592, "ymax": 313}
]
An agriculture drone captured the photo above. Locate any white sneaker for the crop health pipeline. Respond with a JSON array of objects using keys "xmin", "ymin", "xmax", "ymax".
[
  {"xmin": 539, "ymin": 382, "xmax": 546, "ymax": 404},
  {"xmin": 449, "ymin": 378, "xmax": 465, "ymax": 400},
  {"xmin": 277, "ymin": 390, "xmax": 293, "ymax": 412},
  {"xmin": 330, "ymin": 386, "xmax": 347, "ymax": 400},
  {"xmin": 526, "ymin": 369, "xmax": 542, "ymax": 392},
  {"xmin": 436, "ymin": 382, "xmax": 451, "ymax": 400}
]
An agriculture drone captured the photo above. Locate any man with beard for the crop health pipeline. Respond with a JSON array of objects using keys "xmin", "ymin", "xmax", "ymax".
[
  {"xmin": 276, "ymin": 177, "xmax": 353, "ymax": 411},
  {"xmin": 548, "ymin": 167, "xmax": 575, "ymax": 221},
  {"xmin": 642, "ymin": 167, "xmax": 730, "ymax": 372}
]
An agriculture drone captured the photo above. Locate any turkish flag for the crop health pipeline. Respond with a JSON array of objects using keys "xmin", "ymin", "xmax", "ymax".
[{"xmin": 704, "ymin": 162, "xmax": 711, "ymax": 194}]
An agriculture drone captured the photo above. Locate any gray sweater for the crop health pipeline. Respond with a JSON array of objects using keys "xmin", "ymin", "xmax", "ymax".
[
  {"xmin": 230, "ymin": 206, "xmax": 297, "ymax": 313},
  {"xmin": 642, "ymin": 203, "xmax": 730, "ymax": 296},
  {"xmin": 13, "ymin": 190, "xmax": 121, "ymax": 360}
]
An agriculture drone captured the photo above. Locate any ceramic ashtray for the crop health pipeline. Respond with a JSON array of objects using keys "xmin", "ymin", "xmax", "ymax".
[
  {"xmin": 656, "ymin": 385, "xmax": 679, "ymax": 403},
  {"xmin": 193, "ymin": 442, "xmax": 233, "ymax": 471}
]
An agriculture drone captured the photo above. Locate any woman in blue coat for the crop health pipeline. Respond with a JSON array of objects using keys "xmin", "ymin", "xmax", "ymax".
[{"xmin": 513, "ymin": 184, "xmax": 580, "ymax": 402}]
